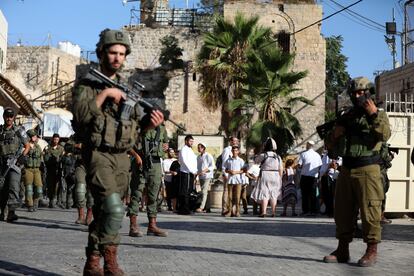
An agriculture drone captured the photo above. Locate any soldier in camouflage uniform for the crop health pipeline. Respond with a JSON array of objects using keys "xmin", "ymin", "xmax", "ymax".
[
  {"xmin": 73, "ymin": 142, "xmax": 95, "ymax": 225},
  {"xmin": 127, "ymin": 122, "xmax": 169, "ymax": 237},
  {"xmin": 0, "ymin": 108, "xmax": 30, "ymax": 222},
  {"xmin": 323, "ymin": 77, "xmax": 391, "ymax": 267},
  {"xmin": 44, "ymin": 133, "xmax": 64, "ymax": 208},
  {"xmin": 58, "ymin": 141, "xmax": 77, "ymax": 209},
  {"xmin": 24, "ymin": 129, "xmax": 43, "ymax": 212},
  {"xmin": 72, "ymin": 29, "xmax": 164, "ymax": 275}
]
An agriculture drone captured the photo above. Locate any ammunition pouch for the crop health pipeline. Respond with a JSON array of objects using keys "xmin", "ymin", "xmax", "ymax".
[
  {"xmin": 102, "ymin": 193, "xmax": 124, "ymax": 235},
  {"xmin": 342, "ymin": 155, "xmax": 381, "ymax": 169},
  {"xmin": 115, "ymin": 119, "xmax": 136, "ymax": 150}
]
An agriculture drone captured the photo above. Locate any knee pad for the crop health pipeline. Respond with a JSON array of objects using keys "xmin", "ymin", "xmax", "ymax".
[
  {"xmin": 76, "ymin": 183, "xmax": 87, "ymax": 202},
  {"xmin": 34, "ymin": 186, "xmax": 43, "ymax": 198},
  {"xmin": 102, "ymin": 193, "xmax": 124, "ymax": 235},
  {"xmin": 25, "ymin": 185, "xmax": 34, "ymax": 198}
]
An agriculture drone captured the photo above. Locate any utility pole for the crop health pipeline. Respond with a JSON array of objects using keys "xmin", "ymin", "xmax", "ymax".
[
  {"xmin": 404, "ymin": 0, "xmax": 414, "ymax": 65},
  {"xmin": 385, "ymin": 9, "xmax": 397, "ymax": 69}
]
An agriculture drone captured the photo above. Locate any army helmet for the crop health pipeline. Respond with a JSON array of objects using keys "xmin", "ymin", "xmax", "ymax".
[
  {"xmin": 95, "ymin": 28, "xmax": 131, "ymax": 59},
  {"xmin": 27, "ymin": 129, "xmax": 37, "ymax": 138},
  {"xmin": 348, "ymin": 76, "xmax": 374, "ymax": 95}
]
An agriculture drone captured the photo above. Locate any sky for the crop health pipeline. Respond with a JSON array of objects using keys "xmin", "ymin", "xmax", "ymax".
[{"xmin": 0, "ymin": 0, "xmax": 409, "ymax": 80}]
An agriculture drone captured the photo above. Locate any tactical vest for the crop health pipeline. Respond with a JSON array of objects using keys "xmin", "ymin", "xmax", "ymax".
[
  {"xmin": 61, "ymin": 154, "xmax": 76, "ymax": 177},
  {"xmin": 26, "ymin": 143, "xmax": 42, "ymax": 168},
  {"xmin": 81, "ymin": 76, "xmax": 137, "ymax": 151},
  {"xmin": 0, "ymin": 125, "xmax": 23, "ymax": 156},
  {"xmin": 142, "ymin": 126, "xmax": 166, "ymax": 158},
  {"xmin": 45, "ymin": 145, "xmax": 64, "ymax": 167}
]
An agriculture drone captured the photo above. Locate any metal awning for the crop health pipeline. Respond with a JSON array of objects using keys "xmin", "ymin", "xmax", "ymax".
[{"xmin": 0, "ymin": 73, "xmax": 40, "ymax": 120}]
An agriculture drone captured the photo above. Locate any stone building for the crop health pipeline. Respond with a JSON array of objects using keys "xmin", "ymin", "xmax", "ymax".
[
  {"xmin": 6, "ymin": 46, "xmax": 83, "ymax": 110},
  {"xmin": 123, "ymin": 0, "xmax": 325, "ymax": 152}
]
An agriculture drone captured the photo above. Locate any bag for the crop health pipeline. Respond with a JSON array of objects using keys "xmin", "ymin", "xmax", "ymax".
[{"xmin": 189, "ymin": 190, "xmax": 202, "ymax": 211}]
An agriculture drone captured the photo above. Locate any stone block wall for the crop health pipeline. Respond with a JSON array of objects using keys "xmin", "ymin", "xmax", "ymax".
[
  {"xmin": 224, "ymin": 0, "xmax": 325, "ymax": 152},
  {"xmin": 7, "ymin": 46, "xmax": 82, "ymax": 105}
]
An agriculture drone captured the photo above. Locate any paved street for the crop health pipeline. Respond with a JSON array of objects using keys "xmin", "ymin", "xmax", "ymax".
[{"xmin": 0, "ymin": 207, "xmax": 413, "ymax": 276}]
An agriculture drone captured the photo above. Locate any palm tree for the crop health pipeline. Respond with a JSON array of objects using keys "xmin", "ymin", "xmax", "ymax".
[
  {"xmin": 228, "ymin": 45, "xmax": 311, "ymax": 155},
  {"xmin": 196, "ymin": 13, "xmax": 272, "ymax": 135}
]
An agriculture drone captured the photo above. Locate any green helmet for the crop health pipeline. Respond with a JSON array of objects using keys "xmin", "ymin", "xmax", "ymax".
[
  {"xmin": 95, "ymin": 28, "xmax": 131, "ymax": 59},
  {"xmin": 348, "ymin": 77, "xmax": 374, "ymax": 94},
  {"xmin": 27, "ymin": 129, "xmax": 37, "ymax": 138}
]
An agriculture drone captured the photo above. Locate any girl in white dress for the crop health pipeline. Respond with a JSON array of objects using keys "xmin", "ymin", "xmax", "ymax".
[{"xmin": 250, "ymin": 137, "xmax": 283, "ymax": 217}]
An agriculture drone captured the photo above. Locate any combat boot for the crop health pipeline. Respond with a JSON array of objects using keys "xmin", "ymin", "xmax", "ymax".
[
  {"xmin": 380, "ymin": 212, "xmax": 392, "ymax": 225},
  {"xmin": 102, "ymin": 245, "xmax": 124, "ymax": 276},
  {"xmin": 75, "ymin": 208, "xmax": 86, "ymax": 224},
  {"xmin": 6, "ymin": 210, "xmax": 18, "ymax": 223},
  {"xmin": 83, "ymin": 248, "xmax": 103, "ymax": 276},
  {"xmin": 85, "ymin": 208, "xmax": 93, "ymax": 225},
  {"xmin": 129, "ymin": 215, "xmax": 143, "ymax": 237},
  {"xmin": 33, "ymin": 199, "xmax": 39, "ymax": 212},
  {"xmin": 147, "ymin": 217, "xmax": 168, "ymax": 237},
  {"xmin": 323, "ymin": 240, "xmax": 350, "ymax": 263},
  {"xmin": 358, "ymin": 243, "xmax": 378, "ymax": 267}
]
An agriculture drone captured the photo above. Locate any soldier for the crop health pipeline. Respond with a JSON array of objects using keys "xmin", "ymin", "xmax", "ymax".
[
  {"xmin": 74, "ymin": 143, "xmax": 94, "ymax": 225},
  {"xmin": 72, "ymin": 28, "xmax": 163, "ymax": 275},
  {"xmin": 44, "ymin": 133, "xmax": 64, "ymax": 208},
  {"xmin": 323, "ymin": 77, "xmax": 391, "ymax": 267},
  {"xmin": 0, "ymin": 107, "xmax": 30, "ymax": 222},
  {"xmin": 59, "ymin": 141, "xmax": 77, "ymax": 209},
  {"xmin": 24, "ymin": 129, "xmax": 44, "ymax": 212},
  {"xmin": 127, "ymin": 121, "xmax": 169, "ymax": 237}
]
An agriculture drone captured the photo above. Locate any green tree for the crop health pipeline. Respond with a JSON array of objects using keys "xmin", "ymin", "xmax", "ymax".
[
  {"xmin": 159, "ymin": 35, "xmax": 184, "ymax": 69},
  {"xmin": 196, "ymin": 13, "xmax": 273, "ymax": 134},
  {"xmin": 325, "ymin": 35, "xmax": 350, "ymax": 120},
  {"xmin": 228, "ymin": 45, "xmax": 310, "ymax": 155}
]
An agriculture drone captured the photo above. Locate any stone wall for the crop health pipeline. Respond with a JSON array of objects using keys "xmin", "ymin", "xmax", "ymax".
[
  {"xmin": 224, "ymin": 0, "xmax": 326, "ymax": 152},
  {"xmin": 377, "ymin": 63, "xmax": 414, "ymax": 111},
  {"xmin": 6, "ymin": 46, "xmax": 82, "ymax": 106},
  {"xmin": 124, "ymin": 26, "xmax": 223, "ymax": 135}
]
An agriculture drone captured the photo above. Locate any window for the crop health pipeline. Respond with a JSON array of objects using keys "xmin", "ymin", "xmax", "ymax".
[{"xmin": 277, "ymin": 31, "xmax": 290, "ymax": 54}]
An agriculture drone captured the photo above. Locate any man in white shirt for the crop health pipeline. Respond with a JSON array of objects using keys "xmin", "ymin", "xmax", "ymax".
[
  {"xmin": 298, "ymin": 140, "xmax": 322, "ymax": 216},
  {"xmin": 178, "ymin": 135, "xmax": 197, "ymax": 215},
  {"xmin": 196, "ymin": 143, "xmax": 214, "ymax": 213},
  {"xmin": 220, "ymin": 136, "xmax": 239, "ymax": 216}
]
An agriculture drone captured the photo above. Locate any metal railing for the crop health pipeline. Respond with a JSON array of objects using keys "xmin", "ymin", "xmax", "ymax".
[{"xmin": 385, "ymin": 92, "xmax": 414, "ymax": 113}]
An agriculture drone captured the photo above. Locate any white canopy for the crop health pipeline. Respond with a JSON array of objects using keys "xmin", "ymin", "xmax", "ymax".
[{"xmin": 42, "ymin": 108, "xmax": 74, "ymax": 138}]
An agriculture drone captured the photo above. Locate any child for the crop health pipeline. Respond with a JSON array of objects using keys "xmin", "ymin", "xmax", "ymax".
[{"xmin": 281, "ymin": 159, "xmax": 298, "ymax": 216}]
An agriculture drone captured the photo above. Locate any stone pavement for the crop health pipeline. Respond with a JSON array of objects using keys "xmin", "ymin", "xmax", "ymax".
[{"xmin": 0, "ymin": 207, "xmax": 413, "ymax": 276}]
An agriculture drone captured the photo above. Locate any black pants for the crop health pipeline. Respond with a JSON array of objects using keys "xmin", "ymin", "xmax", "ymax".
[
  {"xmin": 177, "ymin": 172, "xmax": 194, "ymax": 215},
  {"xmin": 300, "ymin": 175, "xmax": 318, "ymax": 214},
  {"xmin": 320, "ymin": 175, "xmax": 335, "ymax": 216}
]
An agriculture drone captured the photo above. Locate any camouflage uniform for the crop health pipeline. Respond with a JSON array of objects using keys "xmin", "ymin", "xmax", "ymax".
[
  {"xmin": 24, "ymin": 130, "xmax": 43, "ymax": 212},
  {"xmin": 127, "ymin": 125, "xmax": 168, "ymax": 237},
  {"xmin": 0, "ymin": 110, "xmax": 29, "ymax": 222},
  {"xmin": 323, "ymin": 77, "xmax": 391, "ymax": 267},
  {"xmin": 44, "ymin": 142, "xmax": 64, "ymax": 207}
]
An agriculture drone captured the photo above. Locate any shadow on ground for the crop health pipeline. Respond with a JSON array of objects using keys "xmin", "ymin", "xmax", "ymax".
[{"xmin": 0, "ymin": 260, "xmax": 60, "ymax": 276}]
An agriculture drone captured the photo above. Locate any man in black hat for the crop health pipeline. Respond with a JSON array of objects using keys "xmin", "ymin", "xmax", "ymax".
[{"xmin": 0, "ymin": 107, "xmax": 30, "ymax": 222}]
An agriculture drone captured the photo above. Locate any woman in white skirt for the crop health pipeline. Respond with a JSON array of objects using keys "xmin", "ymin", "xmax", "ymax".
[{"xmin": 250, "ymin": 137, "xmax": 283, "ymax": 217}]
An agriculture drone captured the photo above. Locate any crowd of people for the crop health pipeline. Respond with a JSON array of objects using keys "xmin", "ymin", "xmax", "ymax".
[{"xmin": 0, "ymin": 28, "xmax": 397, "ymax": 274}]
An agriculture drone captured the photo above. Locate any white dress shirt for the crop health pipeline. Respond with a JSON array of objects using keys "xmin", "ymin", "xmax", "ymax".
[
  {"xmin": 298, "ymin": 148, "xmax": 322, "ymax": 177},
  {"xmin": 179, "ymin": 145, "xmax": 197, "ymax": 174},
  {"xmin": 197, "ymin": 152, "xmax": 214, "ymax": 180},
  {"xmin": 224, "ymin": 156, "xmax": 245, "ymax": 184}
]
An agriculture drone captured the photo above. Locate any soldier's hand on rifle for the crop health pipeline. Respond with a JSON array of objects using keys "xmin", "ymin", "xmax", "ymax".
[
  {"xmin": 149, "ymin": 110, "xmax": 164, "ymax": 129},
  {"xmin": 96, "ymin": 88, "xmax": 126, "ymax": 107}
]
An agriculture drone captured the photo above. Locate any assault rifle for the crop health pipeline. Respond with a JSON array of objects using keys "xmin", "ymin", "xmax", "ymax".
[
  {"xmin": 89, "ymin": 68, "xmax": 186, "ymax": 131},
  {"xmin": 0, "ymin": 145, "xmax": 23, "ymax": 186},
  {"xmin": 316, "ymin": 107, "xmax": 353, "ymax": 140}
]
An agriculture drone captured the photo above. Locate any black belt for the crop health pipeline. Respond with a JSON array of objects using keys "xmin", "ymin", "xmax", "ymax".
[
  {"xmin": 343, "ymin": 155, "xmax": 380, "ymax": 169},
  {"xmin": 97, "ymin": 145, "xmax": 126, "ymax": 154}
]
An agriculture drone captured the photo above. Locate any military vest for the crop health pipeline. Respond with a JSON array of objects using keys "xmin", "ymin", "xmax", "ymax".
[
  {"xmin": 44, "ymin": 145, "xmax": 64, "ymax": 167},
  {"xmin": 61, "ymin": 154, "xmax": 76, "ymax": 177},
  {"xmin": 142, "ymin": 126, "xmax": 166, "ymax": 158},
  {"xmin": 0, "ymin": 125, "xmax": 25, "ymax": 156},
  {"xmin": 26, "ymin": 143, "xmax": 42, "ymax": 168},
  {"xmin": 77, "ymin": 75, "xmax": 138, "ymax": 151}
]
